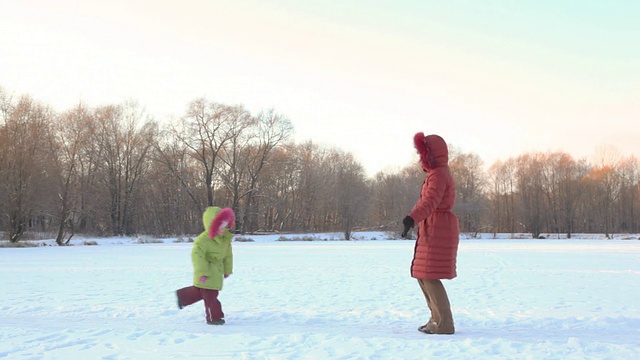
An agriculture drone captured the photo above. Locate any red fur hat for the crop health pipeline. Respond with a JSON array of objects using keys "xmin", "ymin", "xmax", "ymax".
[
  {"xmin": 209, "ymin": 208, "xmax": 235, "ymax": 238},
  {"xmin": 413, "ymin": 132, "xmax": 432, "ymax": 170},
  {"xmin": 413, "ymin": 132, "xmax": 428, "ymax": 156}
]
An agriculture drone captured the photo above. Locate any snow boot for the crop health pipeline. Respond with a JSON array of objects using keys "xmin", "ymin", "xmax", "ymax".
[
  {"xmin": 176, "ymin": 291, "xmax": 184, "ymax": 309},
  {"xmin": 422, "ymin": 279, "xmax": 455, "ymax": 335},
  {"xmin": 417, "ymin": 279, "xmax": 439, "ymax": 332}
]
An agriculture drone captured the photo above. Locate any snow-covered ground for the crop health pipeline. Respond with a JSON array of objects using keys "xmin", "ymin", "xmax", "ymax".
[{"xmin": 1, "ymin": 233, "xmax": 639, "ymax": 359}]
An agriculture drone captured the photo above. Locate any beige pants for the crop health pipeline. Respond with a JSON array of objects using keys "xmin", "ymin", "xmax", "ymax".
[{"xmin": 417, "ymin": 279, "xmax": 455, "ymax": 334}]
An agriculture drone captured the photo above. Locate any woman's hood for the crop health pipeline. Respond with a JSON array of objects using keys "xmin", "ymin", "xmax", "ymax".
[{"xmin": 413, "ymin": 132, "xmax": 449, "ymax": 171}]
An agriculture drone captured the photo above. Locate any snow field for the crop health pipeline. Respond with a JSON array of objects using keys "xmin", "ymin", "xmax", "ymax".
[{"xmin": 1, "ymin": 238, "xmax": 639, "ymax": 359}]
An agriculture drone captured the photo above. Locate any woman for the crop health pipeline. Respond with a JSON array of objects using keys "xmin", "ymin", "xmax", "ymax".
[{"xmin": 402, "ymin": 132, "xmax": 460, "ymax": 335}]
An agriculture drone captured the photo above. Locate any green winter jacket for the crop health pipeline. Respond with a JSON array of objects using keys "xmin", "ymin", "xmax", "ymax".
[{"xmin": 191, "ymin": 206, "xmax": 234, "ymax": 290}]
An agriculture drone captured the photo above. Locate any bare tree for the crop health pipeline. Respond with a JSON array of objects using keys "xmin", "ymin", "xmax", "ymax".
[
  {"xmin": 450, "ymin": 152, "xmax": 487, "ymax": 234},
  {"xmin": 556, "ymin": 154, "xmax": 588, "ymax": 238},
  {"xmin": 583, "ymin": 165, "xmax": 621, "ymax": 237},
  {"xmin": 151, "ymin": 124, "xmax": 203, "ymax": 212},
  {"xmin": 515, "ymin": 153, "xmax": 545, "ymax": 238},
  {"xmin": 215, "ymin": 105, "xmax": 255, "ymax": 230},
  {"xmin": 256, "ymin": 143, "xmax": 299, "ymax": 231},
  {"xmin": 332, "ymin": 151, "xmax": 370, "ymax": 239},
  {"xmin": 281, "ymin": 141, "xmax": 334, "ymax": 233},
  {"xmin": 0, "ymin": 95, "xmax": 53, "ymax": 242},
  {"xmin": 74, "ymin": 108, "xmax": 106, "ymax": 234},
  {"xmin": 237, "ymin": 110, "xmax": 293, "ymax": 233},
  {"xmin": 370, "ymin": 164, "xmax": 423, "ymax": 232},
  {"xmin": 581, "ymin": 147, "xmax": 624, "ymax": 237},
  {"xmin": 142, "ymin": 150, "xmax": 201, "ymax": 235},
  {"xmin": 174, "ymin": 99, "xmax": 236, "ymax": 208},
  {"xmin": 0, "ymin": 86, "xmax": 11, "ymax": 123},
  {"xmin": 94, "ymin": 102, "xmax": 156, "ymax": 235},
  {"xmin": 617, "ymin": 156, "xmax": 639, "ymax": 233},
  {"xmin": 487, "ymin": 159, "xmax": 518, "ymax": 235},
  {"xmin": 47, "ymin": 104, "xmax": 94, "ymax": 244}
]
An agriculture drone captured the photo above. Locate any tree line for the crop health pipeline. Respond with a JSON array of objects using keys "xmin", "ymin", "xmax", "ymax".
[{"xmin": 1, "ymin": 86, "xmax": 638, "ymax": 244}]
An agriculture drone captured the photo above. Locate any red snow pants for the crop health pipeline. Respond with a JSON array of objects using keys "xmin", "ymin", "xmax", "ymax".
[{"xmin": 177, "ymin": 286, "xmax": 224, "ymax": 321}]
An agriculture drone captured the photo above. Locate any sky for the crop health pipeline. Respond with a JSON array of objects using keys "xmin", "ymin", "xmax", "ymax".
[
  {"xmin": 2, "ymin": 233, "xmax": 640, "ymax": 359},
  {"xmin": 1, "ymin": 1, "xmax": 639, "ymax": 176}
]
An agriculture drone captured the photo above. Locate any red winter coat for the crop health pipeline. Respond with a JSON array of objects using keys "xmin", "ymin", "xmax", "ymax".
[{"xmin": 409, "ymin": 133, "xmax": 460, "ymax": 280}]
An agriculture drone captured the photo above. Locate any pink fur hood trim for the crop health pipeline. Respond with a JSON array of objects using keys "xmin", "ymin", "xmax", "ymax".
[{"xmin": 209, "ymin": 208, "xmax": 235, "ymax": 238}]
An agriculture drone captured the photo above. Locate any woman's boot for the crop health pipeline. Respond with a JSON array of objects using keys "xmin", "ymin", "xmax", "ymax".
[
  {"xmin": 423, "ymin": 279, "xmax": 455, "ymax": 335},
  {"xmin": 417, "ymin": 279, "xmax": 438, "ymax": 332}
]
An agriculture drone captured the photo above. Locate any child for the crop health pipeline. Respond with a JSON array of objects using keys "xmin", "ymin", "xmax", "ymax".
[{"xmin": 176, "ymin": 206, "xmax": 234, "ymax": 325}]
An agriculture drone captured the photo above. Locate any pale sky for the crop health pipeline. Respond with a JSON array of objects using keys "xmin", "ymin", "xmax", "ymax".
[{"xmin": 1, "ymin": 0, "xmax": 639, "ymax": 176}]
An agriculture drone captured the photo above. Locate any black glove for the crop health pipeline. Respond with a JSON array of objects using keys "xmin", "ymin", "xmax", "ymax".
[{"xmin": 401, "ymin": 216, "xmax": 414, "ymax": 238}]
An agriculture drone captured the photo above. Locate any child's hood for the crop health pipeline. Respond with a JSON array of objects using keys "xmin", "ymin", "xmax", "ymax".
[{"xmin": 202, "ymin": 206, "xmax": 235, "ymax": 242}]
